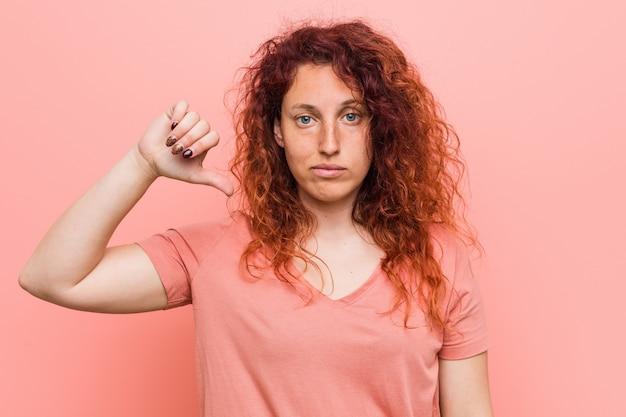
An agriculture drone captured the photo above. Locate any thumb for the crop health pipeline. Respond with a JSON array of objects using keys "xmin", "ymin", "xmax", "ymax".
[{"xmin": 189, "ymin": 169, "xmax": 235, "ymax": 196}]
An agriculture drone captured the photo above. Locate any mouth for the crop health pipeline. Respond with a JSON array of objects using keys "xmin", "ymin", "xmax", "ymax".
[
  {"xmin": 311, "ymin": 164, "xmax": 346, "ymax": 170},
  {"xmin": 311, "ymin": 166, "xmax": 346, "ymax": 178}
]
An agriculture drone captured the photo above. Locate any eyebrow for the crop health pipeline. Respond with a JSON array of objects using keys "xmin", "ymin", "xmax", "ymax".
[{"xmin": 290, "ymin": 99, "xmax": 365, "ymax": 113}]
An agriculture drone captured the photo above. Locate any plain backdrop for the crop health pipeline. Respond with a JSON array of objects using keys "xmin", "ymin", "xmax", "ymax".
[{"xmin": 2, "ymin": 1, "xmax": 624, "ymax": 416}]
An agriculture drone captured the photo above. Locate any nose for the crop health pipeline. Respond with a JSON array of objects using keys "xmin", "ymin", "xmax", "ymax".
[{"xmin": 318, "ymin": 123, "xmax": 340, "ymax": 155}]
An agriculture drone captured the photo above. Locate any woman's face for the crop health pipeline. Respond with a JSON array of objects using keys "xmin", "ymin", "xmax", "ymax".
[{"xmin": 274, "ymin": 63, "xmax": 373, "ymax": 206}]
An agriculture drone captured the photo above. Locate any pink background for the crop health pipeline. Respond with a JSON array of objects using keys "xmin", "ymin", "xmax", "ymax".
[{"xmin": 2, "ymin": 1, "xmax": 624, "ymax": 416}]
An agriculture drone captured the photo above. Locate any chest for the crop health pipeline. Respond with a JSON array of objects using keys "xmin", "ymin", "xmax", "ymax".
[
  {"xmin": 194, "ymin": 248, "xmax": 440, "ymax": 373},
  {"xmin": 291, "ymin": 243, "xmax": 386, "ymax": 301},
  {"xmin": 192, "ymin": 235, "xmax": 441, "ymax": 365}
]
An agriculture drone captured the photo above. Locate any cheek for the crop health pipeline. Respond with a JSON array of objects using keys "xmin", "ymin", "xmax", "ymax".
[
  {"xmin": 283, "ymin": 140, "xmax": 312, "ymax": 162},
  {"xmin": 354, "ymin": 141, "xmax": 373, "ymax": 170},
  {"xmin": 283, "ymin": 147, "xmax": 310, "ymax": 176}
]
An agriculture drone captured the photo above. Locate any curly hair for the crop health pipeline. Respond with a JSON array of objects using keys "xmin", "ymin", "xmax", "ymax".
[{"xmin": 225, "ymin": 17, "xmax": 484, "ymax": 334}]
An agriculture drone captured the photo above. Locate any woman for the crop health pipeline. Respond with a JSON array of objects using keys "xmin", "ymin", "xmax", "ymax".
[{"xmin": 19, "ymin": 18, "xmax": 494, "ymax": 417}]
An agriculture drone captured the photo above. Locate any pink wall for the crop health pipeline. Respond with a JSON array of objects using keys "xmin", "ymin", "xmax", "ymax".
[{"xmin": 2, "ymin": 1, "xmax": 624, "ymax": 416}]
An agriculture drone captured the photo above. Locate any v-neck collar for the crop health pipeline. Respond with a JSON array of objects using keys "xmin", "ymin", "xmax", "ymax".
[
  {"xmin": 235, "ymin": 212, "xmax": 385, "ymax": 306},
  {"xmin": 286, "ymin": 257, "xmax": 384, "ymax": 306}
]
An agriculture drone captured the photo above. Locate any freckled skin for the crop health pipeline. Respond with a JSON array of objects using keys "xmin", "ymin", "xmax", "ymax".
[{"xmin": 273, "ymin": 63, "xmax": 373, "ymax": 208}]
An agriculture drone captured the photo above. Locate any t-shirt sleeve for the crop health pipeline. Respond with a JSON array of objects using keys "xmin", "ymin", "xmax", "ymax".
[
  {"xmin": 134, "ymin": 226, "xmax": 200, "ymax": 310},
  {"xmin": 438, "ymin": 241, "xmax": 489, "ymax": 360}
]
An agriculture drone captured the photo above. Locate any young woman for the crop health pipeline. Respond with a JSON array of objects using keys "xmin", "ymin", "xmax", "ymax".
[{"xmin": 19, "ymin": 18, "xmax": 494, "ymax": 417}]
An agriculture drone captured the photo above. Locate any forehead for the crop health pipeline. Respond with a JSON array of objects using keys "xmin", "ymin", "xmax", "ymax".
[{"xmin": 283, "ymin": 63, "xmax": 362, "ymax": 105}]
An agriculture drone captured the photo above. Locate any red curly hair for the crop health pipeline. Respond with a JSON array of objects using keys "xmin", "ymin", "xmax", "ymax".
[{"xmin": 225, "ymin": 17, "xmax": 483, "ymax": 333}]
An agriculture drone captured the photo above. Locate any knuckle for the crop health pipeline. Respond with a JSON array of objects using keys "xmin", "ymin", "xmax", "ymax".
[
  {"xmin": 198, "ymin": 133, "xmax": 217, "ymax": 149},
  {"xmin": 197, "ymin": 119, "xmax": 210, "ymax": 130},
  {"xmin": 208, "ymin": 131, "xmax": 220, "ymax": 145},
  {"xmin": 194, "ymin": 137, "xmax": 209, "ymax": 149}
]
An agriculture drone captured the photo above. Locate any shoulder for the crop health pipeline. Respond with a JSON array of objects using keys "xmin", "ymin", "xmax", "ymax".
[
  {"xmin": 169, "ymin": 211, "xmax": 248, "ymax": 256},
  {"xmin": 425, "ymin": 223, "xmax": 476, "ymax": 299},
  {"xmin": 426, "ymin": 223, "xmax": 466, "ymax": 266}
]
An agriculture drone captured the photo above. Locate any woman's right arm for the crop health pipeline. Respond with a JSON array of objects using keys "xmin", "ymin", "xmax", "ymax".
[
  {"xmin": 18, "ymin": 100, "xmax": 234, "ymax": 313},
  {"xmin": 17, "ymin": 145, "xmax": 169, "ymax": 313}
]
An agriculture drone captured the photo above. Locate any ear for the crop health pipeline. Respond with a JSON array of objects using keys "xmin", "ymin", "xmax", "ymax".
[{"xmin": 273, "ymin": 118, "xmax": 284, "ymax": 148}]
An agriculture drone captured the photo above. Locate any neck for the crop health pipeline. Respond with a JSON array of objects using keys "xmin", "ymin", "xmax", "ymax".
[{"xmin": 297, "ymin": 187, "xmax": 365, "ymax": 241}]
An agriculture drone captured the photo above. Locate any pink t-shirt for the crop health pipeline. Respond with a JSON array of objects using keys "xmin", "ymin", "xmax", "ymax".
[{"xmin": 135, "ymin": 211, "xmax": 489, "ymax": 417}]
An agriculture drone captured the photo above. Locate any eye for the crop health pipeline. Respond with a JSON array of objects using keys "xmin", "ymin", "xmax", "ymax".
[
  {"xmin": 294, "ymin": 112, "xmax": 362, "ymax": 126},
  {"xmin": 344, "ymin": 112, "xmax": 361, "ymax": 122},
  {"xmin": 296, "ymin": 115, "xmax": 313, "ymax": 125}
]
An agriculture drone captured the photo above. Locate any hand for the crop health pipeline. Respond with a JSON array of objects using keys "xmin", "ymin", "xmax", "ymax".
[{"xmin": 134, "ymin": 99, "xmax": 234, "ymax": 196}]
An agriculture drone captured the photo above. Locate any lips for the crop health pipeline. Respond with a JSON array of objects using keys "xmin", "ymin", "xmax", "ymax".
[{"xmin": 311, "ymin": 164, "xmax": 345, "ymax": 170}]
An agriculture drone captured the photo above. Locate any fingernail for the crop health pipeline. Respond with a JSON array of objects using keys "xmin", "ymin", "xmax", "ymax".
[
  {"xmin": 171, "ymin": 120, "xmax": 178, "ymax": 130},
  {"xmin": 182, "ymin": 149, "xmax": 193, "ymax": 158},
  {"xmin": 172, "ymin": 143, "xmax": 184, "ymax": 154},
  {"xmin": 166, "ymin": 135, "xmax": 177, "ymax": 146}
]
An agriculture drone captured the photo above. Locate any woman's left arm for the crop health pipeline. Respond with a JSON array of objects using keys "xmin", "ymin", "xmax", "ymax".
[{"xmin": 438, "ymin": 351, "xmax": 494, "ymax": 417}]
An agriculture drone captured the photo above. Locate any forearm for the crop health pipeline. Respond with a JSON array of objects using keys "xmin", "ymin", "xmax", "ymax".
[{"xmin": 18, "ymin": 144, "xmax": 158, "ymax": 291}]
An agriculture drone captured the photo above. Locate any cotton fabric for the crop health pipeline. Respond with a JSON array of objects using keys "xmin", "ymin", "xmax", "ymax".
[{"xmin": 135, "ymin": 211, "xmax": 489, "ymax": 417}]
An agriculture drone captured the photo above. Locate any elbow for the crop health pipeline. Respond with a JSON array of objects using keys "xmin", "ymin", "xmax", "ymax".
[
  {"xmin": 18, "ymin": 272, "xmax": 32, "ymax": 291},
  {"xmin": 18, "ymin": 261, "xmax": 36, "ymax": 290},
  {"xmin": 18, "ymin": 273, "xmax": 40, "ymax": 296},
  {"xmin": 18, "ymin": 272, "xmax": 52, "ymax": 300}
]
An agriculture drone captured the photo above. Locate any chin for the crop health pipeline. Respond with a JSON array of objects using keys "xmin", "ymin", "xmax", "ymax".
[{"xmin": 299, "ymin": 185, "xmax": 357, "ymax": 204}]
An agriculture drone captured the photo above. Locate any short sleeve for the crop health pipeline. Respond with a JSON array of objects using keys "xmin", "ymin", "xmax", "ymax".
[
  {"xmin": 438, "ymin": 242, "xmax": 489, "ymax": 360},
  {"xmin": 134, "ymin": 226, "xmax": 199, "ymax": 310}
]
